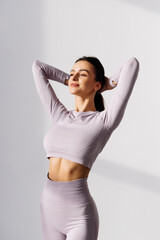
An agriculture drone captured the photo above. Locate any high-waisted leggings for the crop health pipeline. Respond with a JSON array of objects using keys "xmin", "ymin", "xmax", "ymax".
[{"xmin": 40, "ymin": 172, "xmax": 99, "ymax": 240}]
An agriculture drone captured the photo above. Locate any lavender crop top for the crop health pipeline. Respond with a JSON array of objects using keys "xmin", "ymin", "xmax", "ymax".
[{"xmin": 32, "ymin": 57, "xmax": 140, "ymax": 169}]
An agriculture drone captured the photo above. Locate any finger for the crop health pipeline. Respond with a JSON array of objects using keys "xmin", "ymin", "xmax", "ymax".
[{"xmin": 112, "ymin": 80, "xmax": 117, "ymax": 86}]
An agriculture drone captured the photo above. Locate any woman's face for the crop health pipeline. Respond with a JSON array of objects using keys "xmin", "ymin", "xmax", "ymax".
[{"xmin": 68, "ymin": 60, "xmax": 101, "ymax": 97}]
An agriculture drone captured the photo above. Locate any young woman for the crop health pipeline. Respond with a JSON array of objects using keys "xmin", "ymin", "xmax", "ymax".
[{"xmin": 32, "ymin": 56, "xmax": 140, "ymax": 240}]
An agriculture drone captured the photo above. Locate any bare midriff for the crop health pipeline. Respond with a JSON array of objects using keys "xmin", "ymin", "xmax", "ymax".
[{"xmin": 48, "ymin": 156, "xmax": 90, "ymax": 182}]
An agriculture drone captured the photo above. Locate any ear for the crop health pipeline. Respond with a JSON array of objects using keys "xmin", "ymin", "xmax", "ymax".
[{"xmin": 94, "ymin": 82, "xmax": 101, "ymax": 91}]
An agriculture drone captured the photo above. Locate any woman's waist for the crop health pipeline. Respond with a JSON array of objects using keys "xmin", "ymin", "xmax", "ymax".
[
  {"xmin": 41, "ymin": 171, "xmax": 93, "ymax": 207},
  {"xmin": 48, "ymin": 156, "xmax": 90, "ymax": 182}
]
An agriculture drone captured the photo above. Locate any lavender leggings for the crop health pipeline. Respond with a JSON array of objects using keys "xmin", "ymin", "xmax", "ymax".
[{"xmin": 40, "ymin": 172, "xmax": 99, "ymax": 240}]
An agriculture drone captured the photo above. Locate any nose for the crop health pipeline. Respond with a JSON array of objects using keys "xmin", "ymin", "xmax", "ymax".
[{"xmin": 73, "ymin": 72, "xmax": 79, "ymax": 81}]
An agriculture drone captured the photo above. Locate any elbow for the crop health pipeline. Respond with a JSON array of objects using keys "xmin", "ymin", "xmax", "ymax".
[
  {"xmin": 128, "ymin": 57, "xmax": 140, "ymax": 72},
  {"xmin": 32, "ymin": 60, "xmax": 40, "ymax": 68},
  {"xmin": 32, "ymin": 60, "xmax": 41, "ymax": 73},
  {"xmin": 130, "ymin": 57, "xmax": 140, "ymax": 66}
]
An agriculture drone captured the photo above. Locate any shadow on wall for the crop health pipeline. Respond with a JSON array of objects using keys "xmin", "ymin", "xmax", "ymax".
[
  {"xmin": 119, "ymin": 0, "xmax": 160, "ymax": 15},
  {"xmin": 92, "ymin": 158, "xmax": 160, "ymax": 195}
]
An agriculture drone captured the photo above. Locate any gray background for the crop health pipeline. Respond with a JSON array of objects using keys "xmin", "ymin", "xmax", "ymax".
[{"xmin": 1, "ymin": 0, "xmax": 160, "ymax": 239}]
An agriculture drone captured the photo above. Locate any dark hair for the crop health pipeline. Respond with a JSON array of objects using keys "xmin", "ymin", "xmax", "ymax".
[{"xmin": 75, "ymin": 56, "xmax": 105, "ymax": 112}]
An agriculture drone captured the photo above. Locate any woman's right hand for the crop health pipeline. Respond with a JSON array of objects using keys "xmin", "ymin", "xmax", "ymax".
[{"xmin": 65, "ymin": 78, "xmax": 69, "ymax": 86}]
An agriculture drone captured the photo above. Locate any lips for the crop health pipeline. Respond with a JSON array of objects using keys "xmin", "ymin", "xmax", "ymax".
[{"xmin": 71, "ymin": 83, "xmax": 79, "ymax": 87}]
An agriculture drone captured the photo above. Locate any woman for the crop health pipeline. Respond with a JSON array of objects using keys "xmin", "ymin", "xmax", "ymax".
[{"xmin": 32, "ymin": 56, "xmax": 140, "ymax": 240}]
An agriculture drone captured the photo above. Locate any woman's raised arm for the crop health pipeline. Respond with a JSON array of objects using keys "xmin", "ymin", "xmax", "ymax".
[
  {"xmin": 32, "ymin": 60, "xmax": 70, "ymax": 119},
  {"xmin": 103, "ymin": 57, "xmax": 140, "ymax": 132}
]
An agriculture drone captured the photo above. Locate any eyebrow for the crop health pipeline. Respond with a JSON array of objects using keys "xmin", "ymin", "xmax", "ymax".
[{"xmin": 70, "ymin": 69, "xmax": 90, "ymax": 74}]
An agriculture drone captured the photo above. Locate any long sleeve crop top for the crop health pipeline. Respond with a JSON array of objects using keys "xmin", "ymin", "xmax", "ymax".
[{"xmin": 32, "ymin": 57, "xmax": 140, "ymax": 169}]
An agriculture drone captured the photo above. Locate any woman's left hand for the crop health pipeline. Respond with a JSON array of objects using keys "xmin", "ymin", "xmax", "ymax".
[{"xmin": 98, "ymin": 76, "xmax": 114, "ymax": 94}]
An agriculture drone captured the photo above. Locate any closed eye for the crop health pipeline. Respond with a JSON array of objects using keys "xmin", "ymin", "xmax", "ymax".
[
  {"xmin": 69, "ymin": 74, "xmax": 87, "ymax": 77},
  {"xmin": 81, "ymin": 74, "xmax": 87, "ymax": 76}
]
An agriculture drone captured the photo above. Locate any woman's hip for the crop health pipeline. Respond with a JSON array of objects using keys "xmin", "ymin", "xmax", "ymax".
[
  {"xmin": 40, "ymin": 172, "xmax": 95, "ymax": 207},
  {"xmin": 40, "ymin": 172, "xmax": 99, "ymax": 235}
]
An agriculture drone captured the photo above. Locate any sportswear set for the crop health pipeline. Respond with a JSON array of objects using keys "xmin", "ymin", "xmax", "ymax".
[{"xmin": 32, "ymin": 57, "xmax": 140, "ymax": 240}]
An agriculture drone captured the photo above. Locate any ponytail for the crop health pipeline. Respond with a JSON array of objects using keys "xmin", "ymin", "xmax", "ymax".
[{"xmin": 94, "ymin": 92, "xmax": 105, "ymax": 111}]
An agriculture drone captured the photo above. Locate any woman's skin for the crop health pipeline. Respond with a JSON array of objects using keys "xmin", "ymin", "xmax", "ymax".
[{"xmin": 49, "ymin": 60, "xmax": 116, "ymax": 182}]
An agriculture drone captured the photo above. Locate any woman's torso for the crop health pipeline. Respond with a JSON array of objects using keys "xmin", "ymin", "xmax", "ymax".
[{"xmin": 48, "ymin": 157, "xmax": 90, "ymax": 181}]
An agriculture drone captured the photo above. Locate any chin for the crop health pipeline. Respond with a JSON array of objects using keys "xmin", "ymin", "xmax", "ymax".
[
  {"xmin": 69, "ymin": 90, "xmax": 76, "ymax": 95},
  {"xmin": 69, "ymin": 89, "xmax": 79, "ymax": 95}
]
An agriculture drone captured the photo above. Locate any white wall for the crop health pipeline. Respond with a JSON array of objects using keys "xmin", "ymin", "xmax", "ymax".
[{"xmin": 1, "ymin": 0, "xmax": 160, "ymax": 239}]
